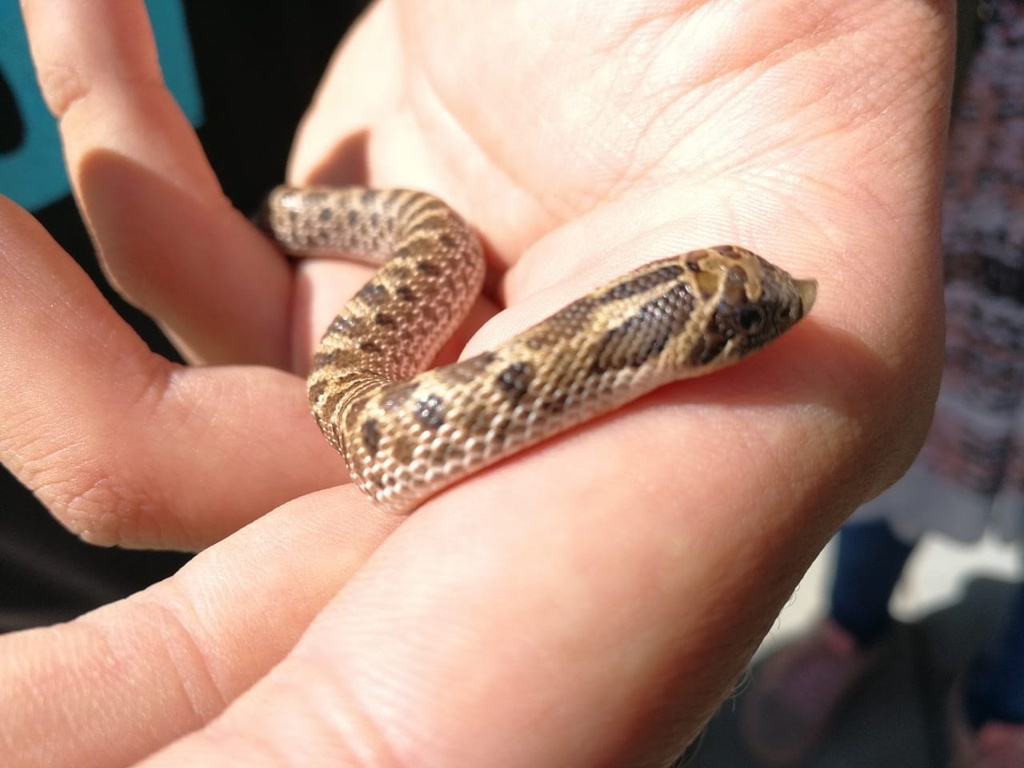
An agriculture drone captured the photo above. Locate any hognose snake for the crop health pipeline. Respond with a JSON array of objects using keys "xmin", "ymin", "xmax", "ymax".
[{"xmin": 263, "ymin": 186, "xmax": 816, "ymax": 515}]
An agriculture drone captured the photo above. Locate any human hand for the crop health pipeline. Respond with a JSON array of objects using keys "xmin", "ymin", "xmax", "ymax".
[{"xmin": 1, "ymin": 0, "xmax": 952, "ymax": 765}]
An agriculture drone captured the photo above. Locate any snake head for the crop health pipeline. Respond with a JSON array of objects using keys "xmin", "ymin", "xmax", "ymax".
[{"xmin": 682, "ymin": 246, "xmax": 816, "ymax": 369}]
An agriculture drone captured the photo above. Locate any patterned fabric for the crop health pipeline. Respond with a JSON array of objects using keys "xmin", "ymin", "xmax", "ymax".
[{"xmin": 856, "ymin": 0, "xmax": 1024, "ymax": 542}]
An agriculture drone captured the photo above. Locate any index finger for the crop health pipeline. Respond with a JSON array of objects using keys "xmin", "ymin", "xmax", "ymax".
[{"xmin": 22, "ymin": 0, "xmax": 294, "ymax": 366}]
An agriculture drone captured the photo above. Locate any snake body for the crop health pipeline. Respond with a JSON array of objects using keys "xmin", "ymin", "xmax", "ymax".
[{"xmin": 264, "ymin": 186, "xmax": 816, "ymax": 515}]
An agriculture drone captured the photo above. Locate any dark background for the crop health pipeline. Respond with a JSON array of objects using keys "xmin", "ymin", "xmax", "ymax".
[{"xmin": 0, "ymin": 2, "xmax": 370, "ymax": 632}]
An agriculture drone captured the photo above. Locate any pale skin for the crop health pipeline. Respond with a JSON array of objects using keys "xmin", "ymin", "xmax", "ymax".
[{"xmin": 0, "ymin": 0, "xmax": 950, "ymax": 765}]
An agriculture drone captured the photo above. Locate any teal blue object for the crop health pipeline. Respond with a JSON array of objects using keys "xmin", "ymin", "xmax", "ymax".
[{"xmin": 0, "ymin": 0, "xmax": 203, "ymax": 211}]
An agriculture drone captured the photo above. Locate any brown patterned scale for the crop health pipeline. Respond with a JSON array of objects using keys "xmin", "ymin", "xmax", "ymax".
[{"xmin": 263, "ymin": 186, "xmax": 817, "ymax": 514}]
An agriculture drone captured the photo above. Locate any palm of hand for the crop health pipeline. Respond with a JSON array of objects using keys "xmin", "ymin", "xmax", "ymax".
[{"xmin": 0, "ymin": 1, "xmax": 950, "ymax": 765}]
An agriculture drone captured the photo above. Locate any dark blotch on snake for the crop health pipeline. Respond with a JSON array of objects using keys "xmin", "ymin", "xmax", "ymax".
[
  {"xmin": 417, "ymin": 260, "xmax": 442, "ymax": 277},
  {"xmin": 394, "ymin": 238, "xmax": 433, "ymax": 262},
  {"xmin": 361, "ymin": 419, "xmax": 381, "ymax": 455},
  {"xmin": 374, "ymin": 313, "xmax": 396, "ymax": 327},
  {"xmin": 356, "ymin": 283, "xmax": 388, "ymax": 306},
  {"xmin": 392, "ymin": 436, "xmax": 416, "ymax": 464},
  {"xmin": 546, "ymin": 296, "xmax": 598, "ymax": 330},
  {"xmin": 328, "ymin": 314, "xmax": 365, "ymax": 336},
  {"xmin": 311, "ymin": 347, "xmax": 353, "ymax": 370},
  {"xmin": 686, "ymin": 325, "xmax": 729, "ymax": 367},
  {"xmin": 318, "ymin": 207, "xmax": 333, "ymax": 222},
  {"xmin": 392, "ymin": 191, "xmax": 421, "ymax": 221},
  {"xmin": 438, "ymin": 233, "xmax": 458, "ymax": 250},
  {"xmin": 308, "ymin": 381, "xmax": 346, "ymax": 449},
  {"xmin": 346, "ymin": 209, "xmax": 359, "ymax": 228},
  {"xmin": 590, "ymin": 282, "xmax": 696, "ymax": 374},
  {"xmin": 359, "ymin": 340, "xmax": 382, "ymax": 353},
  {"xmin": 496, "ymin": 362, "xmax": 534, "ymax": 405},
  {"xmin": 540, "ymin": 388, "xmax": 571, "ymax": 414},
  {"xmin": 596, "ymin": 264, "xmax": 684, "ymax": 304},
  {"xmin": 414, "ymin": 394, "xmax": 446, "ymax": 430},
  {"xmin": 411, "ymin": 213, "xmax": 452, "ymax": 234},
  {"xmin": 396, "ymin": 285, "xmax": 416, "ymax": 302},
  {"xmin": 686, "ymin": 281, "xmax": 752, "ymax": 366},
  {"xmin": 420, "ymin": 303, "xmax": 438, "ymax": 324},
  {"xmin": 307, "ymin": 379, "xmax": 339, "ymax": 413}
]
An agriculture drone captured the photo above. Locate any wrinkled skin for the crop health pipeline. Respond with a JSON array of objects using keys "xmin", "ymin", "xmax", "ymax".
[{"xmin": 0, "ymin": 1, "xmax": 950, "ymax": 766}]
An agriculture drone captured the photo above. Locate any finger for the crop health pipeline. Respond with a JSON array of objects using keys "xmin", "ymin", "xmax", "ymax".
[
  {"xmin": 0, "ymin": 197, "xmax": 343, "ymax": 549},
  {"xmin": 0, "ymin": 486, "xmax": 400, "ymax": 768},
  {"xmin": 21, "ymin": 0, "xmax": 293, "ymax": 367}
]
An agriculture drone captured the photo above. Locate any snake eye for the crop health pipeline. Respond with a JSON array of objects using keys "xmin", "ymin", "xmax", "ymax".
[{"xmin": 735, "ymin": 305, "xmax": 765, "ymax": 334}]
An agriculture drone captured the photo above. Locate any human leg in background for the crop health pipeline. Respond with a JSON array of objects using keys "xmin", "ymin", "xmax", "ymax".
[
  {"xmin": 739, "ymin": 520, "xmax": 917, "ymax": 765},
  {"xmin": 829, "ymin": 520, "xmax": 917, "ymax": 646},
  {"xmin": 964, "ymin": 578, "xmax": 1024, "ymax": 728},
  {"xmin": 949, "ymin": 578, "xmax": 1024, "ymax": 767}
]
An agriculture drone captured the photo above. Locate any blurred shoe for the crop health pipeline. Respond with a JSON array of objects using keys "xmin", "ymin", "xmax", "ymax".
[
  {"xmin": 949, "ymin": 684, "xmax": 1024, "ymax": 768},
  {"xmin": 739, "ymin": 619, "xmax": 877, "ymax": 766}
]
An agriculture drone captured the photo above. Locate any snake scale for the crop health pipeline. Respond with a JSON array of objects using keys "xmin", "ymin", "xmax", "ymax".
[{"xmin": 263, "ymin": 186, "xmax": 816, "ymax": 515}]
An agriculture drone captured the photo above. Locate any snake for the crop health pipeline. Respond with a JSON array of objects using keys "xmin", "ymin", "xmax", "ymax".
[{"xmin": 262, "ymin": 186, "xmax": 817, "ymax": 515}]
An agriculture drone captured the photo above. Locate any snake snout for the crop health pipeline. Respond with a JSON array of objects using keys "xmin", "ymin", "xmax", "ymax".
[{"xmin": 795, "ymin": 279, "xmax": 818, "ymax": 315}]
